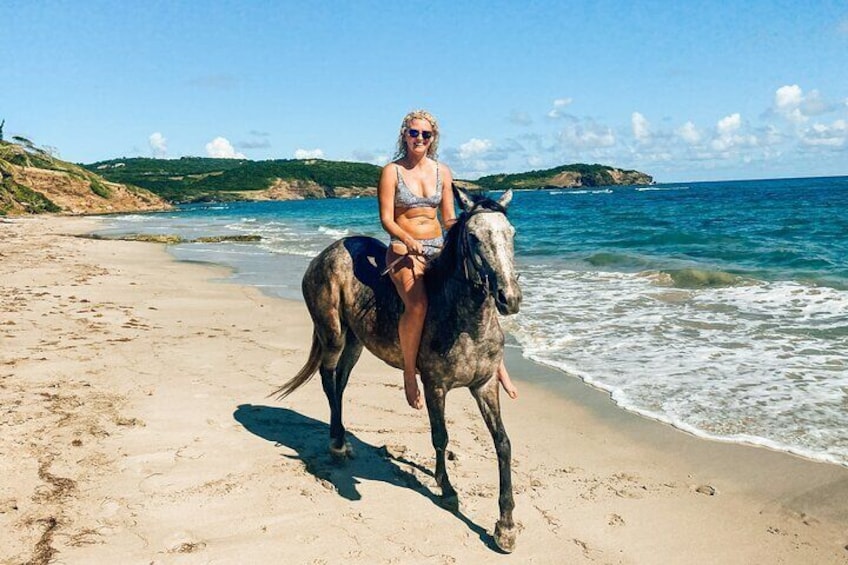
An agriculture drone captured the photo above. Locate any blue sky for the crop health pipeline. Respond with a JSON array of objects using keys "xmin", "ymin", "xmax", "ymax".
[{"xmin": 2, "ymin": 1, "xmax": 847, "ymax": 182}]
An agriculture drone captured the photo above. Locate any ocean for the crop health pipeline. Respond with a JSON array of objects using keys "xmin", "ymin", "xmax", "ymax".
[{"xmin": 95, "ymin": 176, "xmax": 848, "ymax": 467}]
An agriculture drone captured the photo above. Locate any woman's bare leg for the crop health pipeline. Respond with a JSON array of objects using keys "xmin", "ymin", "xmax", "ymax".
[
  {"xmin": 389, "ymin": 253, "xmax": 427, "ymax": 409},
  {"xmin": 497, "ymin": 360, "xmax": 518, "ymax": 399}
]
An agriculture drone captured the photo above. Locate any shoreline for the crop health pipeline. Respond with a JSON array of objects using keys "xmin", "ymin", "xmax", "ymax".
[
  {"xmin": 510, "ymin": 339, "xmax": 848, "ymax": 470},
  {"xmin": 2, "ymin": 215, "xmax": 847, "ymax": 564}
]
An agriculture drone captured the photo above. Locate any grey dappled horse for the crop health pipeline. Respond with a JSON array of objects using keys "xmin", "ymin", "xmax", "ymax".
[{"xmin": 273, "ymin": 187, "xmax": 522, "ymax": 552}]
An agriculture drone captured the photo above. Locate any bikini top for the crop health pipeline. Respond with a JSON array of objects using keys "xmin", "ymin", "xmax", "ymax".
[{"xmin": 394, "ymin": 163, "xmax": 442, "ymax": 209}]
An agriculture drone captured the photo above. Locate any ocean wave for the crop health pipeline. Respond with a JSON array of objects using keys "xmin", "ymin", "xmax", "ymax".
[
  {"xmin": 585, "ymin": 252, "xmax": 652, "ymax": 269},
  {"xmin": 318, "ymin": 225, "xmax": 350, "ymax": 238},
  {"xmin": 636, "ymin": 185, "xmax": 690, "ymax": 192},
  {"xmin": 658, "ymin": 268, "xmax": 747, "ymax": 289}
]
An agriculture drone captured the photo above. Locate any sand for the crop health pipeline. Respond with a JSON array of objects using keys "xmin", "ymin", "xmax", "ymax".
[{"xmin": 1, "ymin": 215, "xmax": 847, "ymax": 564}]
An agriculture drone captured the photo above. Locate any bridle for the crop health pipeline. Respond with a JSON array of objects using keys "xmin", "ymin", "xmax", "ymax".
[{"xmin": 456, "ymin": 203, "xmax": 509, "ymax": 299}]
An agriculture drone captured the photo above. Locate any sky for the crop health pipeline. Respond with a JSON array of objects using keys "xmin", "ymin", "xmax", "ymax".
[{"xmin": 2, "ymin": 1, "xmax": 847, "ymax": 183}]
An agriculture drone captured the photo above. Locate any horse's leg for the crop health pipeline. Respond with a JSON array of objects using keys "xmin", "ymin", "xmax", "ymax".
[
  {"xmin": 314, "ymin": 311, "xmax": 348, "ymax": 456},
  {"xmin": 323, "ymin": 330, "xmax": 362, "ymax": 458},
  {"xmin": 422, "ymin": 383, "xmax": 459, "ymax": 510},
  {"xmin": 471, "ymin": 379, "xmax": 516, "ymax": 553}
]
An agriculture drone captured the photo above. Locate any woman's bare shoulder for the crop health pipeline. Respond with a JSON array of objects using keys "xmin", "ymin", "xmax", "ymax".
[
  {"xmin": 380, "ymin": 161, "xmax": 400, "ymax": 180},
  {"xmin": 437, "ymin": 161, "xmax": 454, "ymax": 180}
]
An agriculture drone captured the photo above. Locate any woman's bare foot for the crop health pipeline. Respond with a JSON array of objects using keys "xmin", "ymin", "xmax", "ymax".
[
  {"xmin": 404, "ymin": 372, "xmax": 424, "ymax": 409},
  {"xmin": 497, "ymin": 363, "xmax": 518, "ymax": 399}
]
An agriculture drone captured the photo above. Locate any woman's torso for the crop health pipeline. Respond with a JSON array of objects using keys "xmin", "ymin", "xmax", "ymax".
[{"xmin": 393, "ymin": 160, "xmax": 443, "ymax": 240}]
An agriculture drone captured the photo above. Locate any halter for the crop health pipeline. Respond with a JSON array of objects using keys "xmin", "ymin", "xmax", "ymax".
[{"xmin": 455, "ymin": 201, "xmax": 507, "ymax": 298}]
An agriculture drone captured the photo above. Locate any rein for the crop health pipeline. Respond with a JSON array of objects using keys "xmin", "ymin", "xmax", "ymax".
[
  {"xmin": 381, "ymin": 197, "xmax": 510, "ymax": 302},
  {"xmin": 454, "ymin": 202, "xmax": 507, "ymax": 298}
]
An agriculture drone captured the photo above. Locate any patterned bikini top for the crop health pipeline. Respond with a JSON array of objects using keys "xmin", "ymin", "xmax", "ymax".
[{"xmin": 394, "ymin": 163, "xmax": 442, "ymax": 209}]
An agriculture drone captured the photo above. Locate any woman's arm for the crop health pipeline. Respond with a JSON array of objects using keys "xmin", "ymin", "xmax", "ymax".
[{"xmin": 440, "ymin": 164, "xmax": 457, "ymax": 229}]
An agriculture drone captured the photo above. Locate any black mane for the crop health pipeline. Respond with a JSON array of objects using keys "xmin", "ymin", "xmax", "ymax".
[{"xmin": 425, "ymin": 192, "xmax": 506, "ymax": 285}]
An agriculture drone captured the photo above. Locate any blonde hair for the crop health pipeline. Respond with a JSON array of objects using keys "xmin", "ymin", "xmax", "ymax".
[{"xmin": 394, "ymin": 109, "xmax": 439, "ymax": 160}]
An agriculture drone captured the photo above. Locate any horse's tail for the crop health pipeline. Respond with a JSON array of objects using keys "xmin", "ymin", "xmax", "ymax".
[{"xmin": 270, "ymin": 330, "xmax": 322, "ymax": 400}]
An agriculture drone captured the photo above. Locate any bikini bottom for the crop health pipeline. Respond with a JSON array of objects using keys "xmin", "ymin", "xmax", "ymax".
[{"xmin": 389, "ymin": 234, "xmax": 444, "ymax": 258}]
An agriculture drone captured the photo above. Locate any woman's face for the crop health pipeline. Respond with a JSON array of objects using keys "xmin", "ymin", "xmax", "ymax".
[{"xmin": 405, "ymin": 118, "xmax": 434, "ymax": 157}]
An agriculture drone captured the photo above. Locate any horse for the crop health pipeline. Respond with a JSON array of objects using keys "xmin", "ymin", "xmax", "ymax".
[{"xmin": 272, "ymin": 187, "xmax": 522, "ymax": 552}]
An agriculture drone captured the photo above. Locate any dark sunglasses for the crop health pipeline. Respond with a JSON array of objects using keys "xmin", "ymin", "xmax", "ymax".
[{"xmin": 407, "ymin": 129, "xmax": 434, "ymax": 140}]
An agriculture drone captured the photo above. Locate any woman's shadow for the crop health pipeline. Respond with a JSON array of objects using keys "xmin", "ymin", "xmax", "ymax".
[{"xmin": 233, "ymin": 404, "xmax": 496, "ymax": 548}]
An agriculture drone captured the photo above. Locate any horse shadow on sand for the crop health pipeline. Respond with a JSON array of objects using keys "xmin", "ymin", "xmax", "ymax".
[{"xmin": 233, "ymin": 403, "xmax": 499, "ymax": 550}]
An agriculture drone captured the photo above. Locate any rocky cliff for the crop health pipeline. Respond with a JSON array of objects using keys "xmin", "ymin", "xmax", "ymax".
[{"xmin": 0, "ymin": 140, "xmax": 169, "ymax": 216}]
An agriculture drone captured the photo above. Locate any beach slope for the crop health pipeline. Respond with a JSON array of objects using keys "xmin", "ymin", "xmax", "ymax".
[{"xmin": 1, "ymin": 216, "xmax": 846, "ymax": 564}]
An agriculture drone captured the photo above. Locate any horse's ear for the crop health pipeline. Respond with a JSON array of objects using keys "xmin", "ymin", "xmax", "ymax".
[
  {"xmin": 497, "ymin": 189, "xmax": 513, "ymax": 210},
  {"xmin": 453, "ymin": 185, "xmax": 475, "ymax": 212}
]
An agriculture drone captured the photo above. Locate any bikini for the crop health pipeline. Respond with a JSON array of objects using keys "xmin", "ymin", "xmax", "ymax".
[{"xmin": 390, "ymin": 163, "xmax": 444, "ymax": 258}]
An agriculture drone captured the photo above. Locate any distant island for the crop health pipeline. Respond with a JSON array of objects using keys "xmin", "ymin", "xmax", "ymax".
[
  {"xmin": 1, "ymin": 136, "xmax": 653, "ymax": 215},
  {"xmin": 474, "ymin": 163, "xmax": 653, "ymax": 191}
]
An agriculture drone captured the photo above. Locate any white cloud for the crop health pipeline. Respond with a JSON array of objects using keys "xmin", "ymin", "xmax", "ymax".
[
  {"xmin": 632, "ymin": 112, "xmax": 650, "ymax": 141},
  {"xmin": 717, "ymin": 113, "xmax": 742, "ymax": 136},
  {"xmin": 559, "ymin": 122, "xmax": 616, "ymax": 150},
  {"xmin": 775, "ymin": 85, "xmax": 803, "ymax": 110},
  {"xmin": 548, "ymin": 97, "xmax": 574, "ymax": 118},
  {"xmin": 294, "ymin": 148, "xmax": 324, "ymax": 159},
  {"xmin": 352, "ymin": 149, "xmax": 390, "ymax": 165},
  {"xmin": 458, "ymin": 138, "xmax": 493, "ymax": 160},
  {"xmin": 800, "ymin": 119, "xmax": 847, "ymax": 147},
  {"xmin": 774, "ymin": 84, "xmax": 806, "ymax": 124},
  {"xmin": 205, "ymin": 137, "xmax": 246, "ymax": 159},
  {"xmin": 149, "ymin": 132, "xmax": 167, "ymax": 158},
  {"xmin": 773, "ymin": 84, "xmax": 833, "ymax": 124},
  {"xmin": 676, "ymin": 121, "xmax": 702, "ymax": 144},
  {"xmin": 711, "ymin": 113, "xmax": 758, "ymax": 152}
]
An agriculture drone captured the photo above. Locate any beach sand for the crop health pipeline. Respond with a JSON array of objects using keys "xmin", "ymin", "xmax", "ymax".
[{"xmin": 2, "ymin": 215, "xmax": 847, "ymax": 564}]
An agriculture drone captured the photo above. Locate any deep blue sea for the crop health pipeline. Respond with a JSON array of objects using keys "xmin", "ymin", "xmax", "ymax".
[{"xmin": 95, "ymin": 176, "xmax": 848, "ymax": 466}]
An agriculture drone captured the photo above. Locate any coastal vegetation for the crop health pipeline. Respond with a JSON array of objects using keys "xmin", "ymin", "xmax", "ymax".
[
  {"xmin": 475, "ymin": 163, "xmax": 653, "ymax": 190},
  {"xmin": 85, "ymin": 157, "xmax": 653, "ymax": 203},
  {"xmin": 0, "ymin": 138, "xmax": 168, "ymax": 215},
  {"xmin": 85, "ymin": 157, "xmax": 383, "ymax": 203},
  {"xmin": 0, "ymin": 135, "xmax": 653, "ymax": 215}
]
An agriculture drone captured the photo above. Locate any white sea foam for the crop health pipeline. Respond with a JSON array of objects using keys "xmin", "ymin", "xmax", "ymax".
[
  {"xmin": 318, "ymin": 225, "xmax": 350, "ymax": 238},
  {"xmin": 503, "ymin": 264, "xmax": 848, "ymax": 466},
  {"xmin": 636, "ymin": 185, "xmax": 690, "ymax": 192}
]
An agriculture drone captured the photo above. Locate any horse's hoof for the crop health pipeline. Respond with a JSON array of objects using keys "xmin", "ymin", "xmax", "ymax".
[
  {"xmin": 494, "ymin": 521, "xmax": 516, "ymax": 553},
  {"xmin": 329, "ymin": 441, "xmax": 353, "ymax": 460}
]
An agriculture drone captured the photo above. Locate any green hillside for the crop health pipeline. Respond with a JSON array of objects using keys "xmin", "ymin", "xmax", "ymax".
[
  {"xmin": 83, "ymin": 157, "xmax": 654, "ymax": 204},
  {"xmin": 85, "ymin": 157, "xmax": 382, "ymax": 203}
]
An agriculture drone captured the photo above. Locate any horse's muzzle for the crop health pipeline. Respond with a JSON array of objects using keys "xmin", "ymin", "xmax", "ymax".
[{"xmin": 495, "ymin": 283, "xmax": 522, "ymax": 315}]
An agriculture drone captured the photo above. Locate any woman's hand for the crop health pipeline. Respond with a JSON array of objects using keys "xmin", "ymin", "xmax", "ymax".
[{"xmin": 404, "ymin": 237, "xmax": 425, "ymax": 256}]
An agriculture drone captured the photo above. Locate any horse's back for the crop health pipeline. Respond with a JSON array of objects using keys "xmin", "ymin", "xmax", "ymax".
[
  {"xmin": 302, "ymin": 236, "xmax": 403, "ymax": 365},
  {"xmin": 302, "ymin": 235, "xmax": 387, "ymax": 300}
]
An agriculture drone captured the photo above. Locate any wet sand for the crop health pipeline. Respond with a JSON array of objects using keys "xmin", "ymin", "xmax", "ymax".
[{"xmin": 2, "ymin": 215, "xmax": 847, "ymax": 564}]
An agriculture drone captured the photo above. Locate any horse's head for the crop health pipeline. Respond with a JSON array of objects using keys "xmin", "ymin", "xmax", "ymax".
[{"xmin": 452, "ymin": 187, "xmax": 522, "ymax": 315}]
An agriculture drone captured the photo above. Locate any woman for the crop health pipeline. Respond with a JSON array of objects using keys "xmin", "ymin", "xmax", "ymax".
[{"xmin": 378, "ymin": 109, "xmax": 518, "ymax": 409}]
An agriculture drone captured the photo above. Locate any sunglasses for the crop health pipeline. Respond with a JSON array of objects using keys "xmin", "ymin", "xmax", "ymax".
[{"xmin": 407, "ymin": 129, "xmax": 434, "ymax": 140}]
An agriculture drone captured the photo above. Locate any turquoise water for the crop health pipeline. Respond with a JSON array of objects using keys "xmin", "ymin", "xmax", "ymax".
[{"xmin": 96, "ymin": 176, "xmax": 848, "ymax": 466}]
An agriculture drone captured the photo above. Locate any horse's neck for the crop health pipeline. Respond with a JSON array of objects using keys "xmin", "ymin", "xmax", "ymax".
[{"xmin": 427, "ymin": 278, "xmax": 496, "ymax": 331}]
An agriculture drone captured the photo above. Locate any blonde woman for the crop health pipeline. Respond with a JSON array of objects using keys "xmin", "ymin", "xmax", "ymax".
[{"xmin": 378, "ymin": 109, "xmax": 518, "ymax": 409}]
